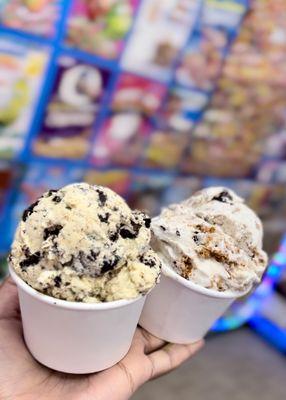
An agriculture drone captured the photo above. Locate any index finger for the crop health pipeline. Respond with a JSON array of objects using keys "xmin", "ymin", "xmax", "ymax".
[
  {"xmin": 138, "ymin": 327, "xmax": 166, "ymax": 354},
  {"xmin": 148, "ymin": 339, "xmax": 204, "ymax": 379}
]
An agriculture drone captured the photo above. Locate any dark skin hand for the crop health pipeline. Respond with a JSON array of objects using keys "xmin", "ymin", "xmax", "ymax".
[{"xmin": 0, "ymin": 277, "xmax": 204, "ymax": 400}]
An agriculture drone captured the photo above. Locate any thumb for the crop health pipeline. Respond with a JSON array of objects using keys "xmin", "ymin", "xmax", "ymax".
[{"xmin": 0, "ymin": 277, "xmax": 20, "ymax": 320}]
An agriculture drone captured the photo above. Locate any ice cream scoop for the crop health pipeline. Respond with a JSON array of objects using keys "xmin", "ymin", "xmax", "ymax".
[
  {"xmin": 140, "ymin": 187, "xmax": 268, "ymax": 343},
  {"xmin": 9, "ymin": 183, "xmax": 161, "ymax": 302},
  {"xmin": 151, "ymin": 187, "xmax": 268, "ymax": 295}
]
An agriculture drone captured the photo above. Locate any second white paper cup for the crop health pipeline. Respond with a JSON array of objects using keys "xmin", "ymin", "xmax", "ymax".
[
  {"xmin": 10, "ymin": 266, "xmax": 145, "ymax": 374},
  {"xmin": 139, "ymin": 262, "xmax": 243, "ymax": 344}
]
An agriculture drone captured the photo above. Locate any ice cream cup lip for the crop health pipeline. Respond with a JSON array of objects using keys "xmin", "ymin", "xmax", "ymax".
[
  {"xmin": 9, "ymin": 266, "xmax": 143, "ymax": 310},
  {"xmin": 161, "ymin": 262, "xmax": 246, "ymax": 299}
]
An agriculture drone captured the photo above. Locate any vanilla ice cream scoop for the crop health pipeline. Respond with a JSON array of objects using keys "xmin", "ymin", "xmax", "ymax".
[
  {"xmin": 9, "ymin": 183, "xmax": 161, "ymax": 302},
  {"xmin": 151, "ymin": 187, "xmax": 268, "ymax": 294}
]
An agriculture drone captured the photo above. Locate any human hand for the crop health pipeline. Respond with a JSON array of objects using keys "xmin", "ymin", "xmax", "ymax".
[{"xmin": 0, "ymin": 277, "xmax": 204, "ymax": 400}]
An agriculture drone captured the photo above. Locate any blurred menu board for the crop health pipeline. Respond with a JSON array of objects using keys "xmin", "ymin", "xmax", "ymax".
[
  {"xmin": 0, "ymin": 161, "xmax": 14, "ymax": 215},
  {"xmin": 122, "ymin": 0, "xmax": 201, "ymax": 81},
  {"xmin": 182, "ymin": 0, "xmax": 286, "ymax": 180},
  {"xmin": 33, "ymin": 56, "xmax": 111, "ymax": 159},
  {"xmin": 0, "ymin": 0, "xmax": 285, "ymax": 258},
  {"xmin": 66, "ymin": 0, "xmax": 138, "ymax": 59},
  {"xmin": 0, "ymin": 0, "xmax": 62, "ymax": 37},
  {"xmin": 0, "ymin": 36, "xmax": 49, "ymax": 159}
]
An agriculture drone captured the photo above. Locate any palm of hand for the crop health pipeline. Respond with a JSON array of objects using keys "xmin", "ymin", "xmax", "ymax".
[{"xmin": 0, "ymin": 279, "xmax": 203, "ymax": 400}]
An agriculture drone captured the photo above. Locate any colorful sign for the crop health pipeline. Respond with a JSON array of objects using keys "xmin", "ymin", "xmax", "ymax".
[
  {"xmin": 0, "ymin": 0, "xmax": 63, "ymax": 37},
  {"xmin": 33, "ymin": 56, "xmax": 110, "ymax": 159},
  {"xmin": 0, "ymin": 36, "xmax": 49, "ymax": 159},
  {"xmin": 66, "ymin": 0, "xmax": 138, "ymax": 59}
]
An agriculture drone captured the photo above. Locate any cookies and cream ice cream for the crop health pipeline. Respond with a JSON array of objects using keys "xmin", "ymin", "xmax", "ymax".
[
  {"xmin": 151, "ymin": 187, "xmax": 268, "ymax": 294},
  {"xmin": 9, "ymin": 183, "xmax": 161, "ymax": 302}
]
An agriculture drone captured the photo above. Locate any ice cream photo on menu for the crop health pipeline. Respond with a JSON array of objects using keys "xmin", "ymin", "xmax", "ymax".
[{"xmin": 1, "ymin": 0, "xmax": 286, "ymax": 399}]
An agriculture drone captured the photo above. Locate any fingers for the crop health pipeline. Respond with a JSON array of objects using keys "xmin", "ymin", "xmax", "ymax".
[
  {"xmin": 138, "ymin": 327, "xmax": 166, "ymax": 354},
  {"xmin": 148, "ymin": 340, "xmax": 204, "ymax": 380},
  {"xmin": 0, "ymin": 276, "xmax": 20, "ymax": 320},
  {"xmin": 107, "ymin": 328, "xmax": 167, "ymax": 394}
]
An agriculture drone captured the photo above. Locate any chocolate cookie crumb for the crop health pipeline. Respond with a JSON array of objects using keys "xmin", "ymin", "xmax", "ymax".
[
  {"xmin": 47, "ymin": 189, "xmax": 58, "ymax": 196},
  {"xmin": 176, "ymin": 230, "xmax": 180, "ymax": 237},
  {"xmin": 97, "ymin": 189, "xmax": 107, "ymax": 206},
  {"xmin": 54, "ymin": 275, "xmax": 62, "ymax": 288},
  {"xmin": 52, "ymin": 196, "xmax": 62, "ymax": 203},
  {"xmin": 139, "ymin": 254, "xmax": 156, "ymax": 267},
  {"xmin": 120, "ymin": 227, "xmax": 137, "ymax": 239},
  {"xmin": 23, "ymin": 246, "xmax": 31, "ymax": 257},
  {"xmin": 20, "ymin": 251, "xmax": 41, "ymax": 269},
  {"xmin": 160, "ymin": 225, "xmax": 166, "ymax": 231},
  {"xmin": 43, "ymin": 225, "xmax": 63, "ymax": 240},
  {"xmin": 101, "ymin": 256, "xmax": 119, "ymax": 273},
  {"xmin": 62, "ymin": 256, "xmax": 74, "ymax": 267},
  {"xmin": 212, "ymin": 190, "xmax": 233, "ymax": 203},
  {"xmin": 109, "ymin": 231, "xmax": 119, "ymax": 242},
  {"xmin": 144, "ymin": 218, "xmax": 151, "ymax": 228},
  {"xmin": 193, "ymin": 234, "xmax": 200, "ymax": 244},
  {"xmin": 79, "ymin": 250, "xmax": 99, "ymax": 268},
  {"xmin": 98, "ymin": 213, "xmax": 110, "ymax": 223},
  {"xmin": 131, "ymin": 220, "xmax": 141, "ymax": 235},
  {"xmin": 144, "ymin": 258, "xmax": 156, "ymax": 267},
  {"xmin": 90, "ymin": 250, "xmax": 99, "ymax": 260},
  {"xmin": 22, "ymin": 200, "xmax": 40, "ymax": 222}
]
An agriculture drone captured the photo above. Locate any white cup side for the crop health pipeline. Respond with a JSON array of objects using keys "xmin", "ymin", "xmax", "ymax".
[
  {"xmin": 10, "ymin": 267, "xmax": 145, "ymax": 373},
  {"xmin": 140, "ymin": 267, "xmax": 241, "ymax": 344}
]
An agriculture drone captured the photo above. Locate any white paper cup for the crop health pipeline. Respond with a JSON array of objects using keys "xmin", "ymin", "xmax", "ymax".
[
  {"xmin": 10, "ymin": 266, "xmax": 145, "ymax": 374},
  {"xmin": 139, "ymin": 262, "xmax": 244, "ymax": 344}
]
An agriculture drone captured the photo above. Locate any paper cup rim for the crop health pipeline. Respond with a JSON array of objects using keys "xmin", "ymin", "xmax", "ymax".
[
  {"xmin": 162, "ymin": 262, "xmax": 247, "ymax": 299},
  {"xmin": 9, "ymin": 266, "xmax": 142, "ymax": 310}
]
